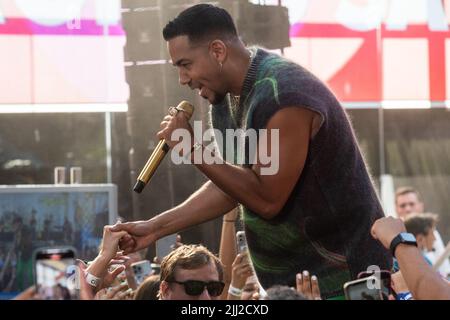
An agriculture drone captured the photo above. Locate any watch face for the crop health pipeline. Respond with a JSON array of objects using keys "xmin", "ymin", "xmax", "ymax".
[{"xmin": 401, "ymin": 233, "xmax": 416, "ymax": 242}]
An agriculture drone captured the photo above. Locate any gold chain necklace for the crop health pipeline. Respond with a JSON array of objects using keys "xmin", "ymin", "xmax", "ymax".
[
  {"xmin": 230, "ymin": 49, "xmax": 253, "ymax": 112},
  {"xmin": 230, "ymin": 94, "xmax": 240, "ymax": 110}
]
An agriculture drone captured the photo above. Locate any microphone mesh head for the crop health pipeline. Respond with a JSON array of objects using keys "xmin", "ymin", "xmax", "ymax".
[{"xmin": 176, "ymin": 101, "xmax": 194, "ymax": 119}]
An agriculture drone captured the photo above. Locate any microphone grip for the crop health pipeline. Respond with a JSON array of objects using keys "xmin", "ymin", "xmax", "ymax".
[
  {"xmin": 133, "ymin": 100, "xmax": 194, "ymax": 194},
  {"xmin": 133, "ymin": 140, "xmax": 170, "ymax": 193}
]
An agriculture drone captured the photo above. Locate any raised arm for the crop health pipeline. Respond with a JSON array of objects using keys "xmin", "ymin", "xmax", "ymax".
[
  {"xmin": 371, "ymin": 217, "xmax": 450, "ymax": 300},
  {"xmin": 218, "ymin": 208, "xmax": 239, "ymax": 299}
]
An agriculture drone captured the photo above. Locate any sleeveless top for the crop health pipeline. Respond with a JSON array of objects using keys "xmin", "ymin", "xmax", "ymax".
[{"xmin": 210, "ymin": 48, "xmax": 391, "ymax": 299}]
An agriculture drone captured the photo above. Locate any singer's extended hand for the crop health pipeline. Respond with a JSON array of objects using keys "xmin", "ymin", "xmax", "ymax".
[
  {"xmin": 111, "ymin": 221, "xmax": 156, "ymax": 255},
  {"xmin": 157, "ymin": 108, "xmax": 193, "ymax": 149}
]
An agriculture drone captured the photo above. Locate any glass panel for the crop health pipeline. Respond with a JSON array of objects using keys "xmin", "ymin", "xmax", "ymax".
[{"xmin": 0, "ymin": 113, "xmax": 106, "ymax": 184}]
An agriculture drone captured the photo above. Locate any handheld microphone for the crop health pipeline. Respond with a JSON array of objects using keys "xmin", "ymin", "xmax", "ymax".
[{"xmin": 133, "ymin": 100, "xmax": 195, "ymax": 193}]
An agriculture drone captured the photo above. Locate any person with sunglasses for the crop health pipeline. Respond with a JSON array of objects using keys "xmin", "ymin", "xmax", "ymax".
[{"xmin": 158, "ymin": 244, "xmax": 225, "ymax": 300}]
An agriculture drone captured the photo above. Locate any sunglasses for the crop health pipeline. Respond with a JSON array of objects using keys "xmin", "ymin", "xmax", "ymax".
[{"xmin": 169, "ymin": 280, "xmax": 225, "ymax": 297}]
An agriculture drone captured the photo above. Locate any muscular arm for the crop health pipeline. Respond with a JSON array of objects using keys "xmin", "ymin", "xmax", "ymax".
[
  {"xmin": 114, "ymin": 180, "xmax": 238, "ymax": 254},
  {"xmin": 195, "ymin": 107, "xmax": 315, "ymax": 219},
  {"xmin": 115, "ymin": 107, "xmax": 316, "ymax": 253},
  {"xmin": 150, "ymin": 180, "xmax": 238, "ymax": 240}
]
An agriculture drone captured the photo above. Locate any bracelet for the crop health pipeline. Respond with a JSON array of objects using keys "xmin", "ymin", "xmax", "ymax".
[
  {"xmin": 223, "ymin": 220, "xmax": 236, "ymax": 223},
  {"xmin": 396, "ymin": 292, "xmax": 413, "ymax": 300},
  {"xmin": 228, "ymin": 285, "xmax": 243, "ymax": 297},
  {"xmin": 84, "ymin": 272, "xmax": 101, "ymax": 288}
]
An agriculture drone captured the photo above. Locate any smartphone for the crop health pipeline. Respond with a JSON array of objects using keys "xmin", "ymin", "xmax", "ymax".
[
  {"xmin": 131, "ymin": 260, "xmax": 152, "ymax": 285},
  {"xmin": 33, "ymin": 247, "xmax": 78, "ymax": 300},
  {"xmin": 108, "ymin": 263, "xmax": 128, "ymax": 287},
  {"xmin": 236, "ymin": 231, "xmax": 248, "ymax": 254},
  {"xmin": 343, "ymin": 275, "xmax": 387, "ymax": 300},
  {"xmin": 151, "ymin": 263, "xmax": 161, "ymax": 275},
  {"xmin": 357, "ymin": 270, "xmax": 392, "ymax": 299}
]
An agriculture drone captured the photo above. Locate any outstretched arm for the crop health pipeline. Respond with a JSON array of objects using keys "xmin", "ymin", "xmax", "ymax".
[
  {"xmin": 114, "ymin": 180, "xmax": 237, "ymax": 254},
  {"xmin": 151, "ymin": 180, "xmax": 238, "ymax": 239},
  {"xmin": 158, "ymin": 106, "xmax": 316, "ymax": 220}
]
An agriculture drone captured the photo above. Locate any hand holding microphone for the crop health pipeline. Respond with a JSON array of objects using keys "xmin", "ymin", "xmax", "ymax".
[{"xmin": 133, "ymin": 101, "xmax": 194, "ymax": 193}]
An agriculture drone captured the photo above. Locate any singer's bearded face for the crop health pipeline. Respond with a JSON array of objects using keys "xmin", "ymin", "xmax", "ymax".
[{"xmin": 168, "ymin": 36, "xmax": 228, "ymax": 104}]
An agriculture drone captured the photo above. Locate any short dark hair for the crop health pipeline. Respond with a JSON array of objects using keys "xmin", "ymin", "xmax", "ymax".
[
  {"xmin": 163, "ymin": 4, "xmax": 238, "ymax": 43},
  {"xmin": 404, "ymin": 212, "xmax": 438, "ymax": 236}
]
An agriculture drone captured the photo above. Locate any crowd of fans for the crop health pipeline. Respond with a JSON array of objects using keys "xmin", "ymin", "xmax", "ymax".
[{"xmin": 10, "ymin": 187, "xmax": 450, "ymax": 300}]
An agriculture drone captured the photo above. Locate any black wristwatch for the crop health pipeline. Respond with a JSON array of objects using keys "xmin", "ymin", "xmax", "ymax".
[{"xmin": 389, "ymin": 233, "xmax": 417, "ymax": 258}]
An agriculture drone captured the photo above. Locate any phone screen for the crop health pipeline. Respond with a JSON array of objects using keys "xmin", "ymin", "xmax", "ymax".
[
  {"xmin": 344, "ymin": 276, "xmax": 384, "ymax": 300},
  {"xmin": 346, "ymin": 283, "xmax": 383, "ymax": 300},
  {"xmin": 35, "ymin": 248, "xmax": 77, "ymax": 300},
  {"xmin": 357, "ymin": 271, "xmax": 391, "ymax": 299},
  {"xmin": 131, "ymin": 260, "xmax": 152, "ymax": 286},
  {"xmin": 236, "ymin": 231, "xmax": 248, "ymax": 254}
]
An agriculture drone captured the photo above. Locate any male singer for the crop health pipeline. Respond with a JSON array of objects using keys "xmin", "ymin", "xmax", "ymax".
[{"xmin": 112, "ymin": 4, "xmax": 390, "ymax": 299}]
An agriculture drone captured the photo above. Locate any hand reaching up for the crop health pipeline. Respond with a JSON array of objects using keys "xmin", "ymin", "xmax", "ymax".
[
  {"xmin": 296, "ymin": 270, "xmax": 321, "ymax": 300},
  {"xmin": 111, "ymin": 220, "xmax": 156, "ymax": 255}
]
